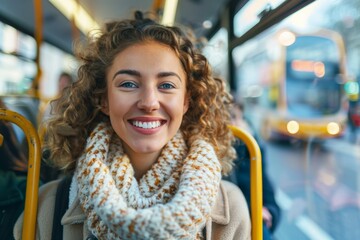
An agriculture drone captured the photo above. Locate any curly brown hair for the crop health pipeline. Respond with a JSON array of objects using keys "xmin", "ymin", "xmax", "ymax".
[{"xmin": 44, "ymin": 13, "xmax": 235, "ymax": 174}]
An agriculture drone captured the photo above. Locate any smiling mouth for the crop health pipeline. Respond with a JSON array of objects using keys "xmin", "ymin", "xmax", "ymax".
[{"xmin": 129, "ymin": 120, "xmax": 165, "ymax": 129}]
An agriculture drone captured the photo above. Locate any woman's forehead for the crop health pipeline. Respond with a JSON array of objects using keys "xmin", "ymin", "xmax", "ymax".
[{"xmin": 109, "ymin": 42, "xmax": 185, "ymax": 74}]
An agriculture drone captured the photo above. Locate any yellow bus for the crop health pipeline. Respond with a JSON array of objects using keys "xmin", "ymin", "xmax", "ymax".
[{"xmin": 235, "ymin": 29, "xmax": 348, "ymax": 140}]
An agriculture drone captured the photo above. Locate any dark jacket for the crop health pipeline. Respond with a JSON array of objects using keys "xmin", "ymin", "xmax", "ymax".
[
  {"xmin": 225, "ymin": 139, "xmax": 281, "ymax": 232},
  {"xmin": 0, "ymin": 116, "xmax": 29, "ymax": 240},
  {"xmin": 0, "ymin": 169, "xmax": 27, "ymax": 240}
]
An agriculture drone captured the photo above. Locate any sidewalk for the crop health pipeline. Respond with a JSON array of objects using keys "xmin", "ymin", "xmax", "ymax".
[{"xmin": 322, "ymin": 137, "xmax": 360, "ymax": 158}]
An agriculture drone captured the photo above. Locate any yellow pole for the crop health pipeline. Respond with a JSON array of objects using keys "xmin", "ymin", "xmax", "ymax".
[
  {"xmin": 152, "ymin": 0, "xmax": 166, "ymax": 16},
  {"xmin": 229, "ymin": 125, "xmax": 263, "ymax": 240},
  {"xmin": 31, "ymin": 0, "xmax": 43, "ymax": 98},
  {"xmin": 0, "ymin": 109, "xmax": 41, "ymax": 240}
]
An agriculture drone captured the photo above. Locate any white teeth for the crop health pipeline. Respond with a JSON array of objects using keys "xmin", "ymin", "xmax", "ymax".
[{"xmin": 132, "ymin": 120, "xmax": 161, "ymax": 129}]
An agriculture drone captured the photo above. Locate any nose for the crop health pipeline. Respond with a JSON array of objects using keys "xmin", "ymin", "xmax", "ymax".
[{"xmin": 137, "ymin": 88, "xmax": 160, "ymax": 112}]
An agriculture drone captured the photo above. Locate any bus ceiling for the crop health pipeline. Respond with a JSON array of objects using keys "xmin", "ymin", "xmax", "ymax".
[
  {"xmin": 0, "ymin": 0, "xmax": 317, "ymax": 56},
  {"xmin": 0, "ymin": 0, "xmax": 233, "ymax": 54}
]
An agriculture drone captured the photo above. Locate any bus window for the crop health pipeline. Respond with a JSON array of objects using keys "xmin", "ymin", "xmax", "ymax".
[
  {"xmin": 0, "ymin": 20, "xmax": 78, "ymax": 143},
  {"xmin": 232, "ymin": 0, "xmax": 351, "ymax": 140},
  {"xmin": 233, "ymin": 0, "xmax": 286, "ymax": 37},
  {"xmin": 233, "ymin": 1, "xmax": 360, "ymax": 239},
  {"xmin": 203, "ymin": 28, "xmax": 229, "ymax": 82},
  {"xmin": 0, "ymin": 22, "xmax": 37, "ymax": 96}
]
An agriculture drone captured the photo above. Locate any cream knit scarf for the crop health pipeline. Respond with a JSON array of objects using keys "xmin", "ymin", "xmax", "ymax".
[{"xmin": 75, "ymin": 122, "xmax": 221, "ymax": 240}]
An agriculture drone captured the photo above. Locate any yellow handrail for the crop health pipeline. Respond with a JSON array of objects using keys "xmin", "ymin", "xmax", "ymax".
[
  {"xmin": 30, "ymin": 0, "xmax": 43, "ymax": 98},
  {"xmin": 0, "ymin": 109, "xmax": 41, "ymax": 240},
  {"xmin": 229, "ymin": 125, "xmax": 263, "ymax": 240}
]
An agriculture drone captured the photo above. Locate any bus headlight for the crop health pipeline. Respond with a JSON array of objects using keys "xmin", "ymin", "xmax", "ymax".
[
  {"xmin": 287, "ymin": 120, "xmax": 299, "ymax": 134},
  {"xmin": 327, "ymin": 122, "xmax": 340, "ymax": 135}
]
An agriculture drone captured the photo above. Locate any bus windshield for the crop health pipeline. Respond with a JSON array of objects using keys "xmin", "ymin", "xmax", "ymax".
[{"xmin": 286, "ymin": 36, "xmax": 342, "ymax": 118}]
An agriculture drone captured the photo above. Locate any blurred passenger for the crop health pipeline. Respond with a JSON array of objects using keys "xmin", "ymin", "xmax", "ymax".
[
  {"xmin": 230, "ymin": 101, "xmax": 254, "ymax": 135},
  {"xmin": 41, "ymin": 71, "xmax": 73, "ymax": 122},
  {"xmin": 0, "ymin": 100, "xmax": 28, "ymax": 240},
  {"xmin": 57, "ymin": 72, "xmax": 73, "ymax": 93},
  {"xmin": 40, "ymin": 72, "xmax": 74, "ymax": 182},
  {"xmin": 226, "ymin": 102, "xmax": 281, "ymax": 239},
  {"xmin": 14, "ymin": 12, "xmax": 250, "ymax": 239},
  {"xmin": 347, "ymin": 98, "xmax": 360, "ymax": 142}
]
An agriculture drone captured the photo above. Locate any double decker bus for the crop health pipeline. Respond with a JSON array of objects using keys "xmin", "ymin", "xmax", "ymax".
[{"xmin": 235, "ymin": 29, "xmax": 348, "ymax": 140}]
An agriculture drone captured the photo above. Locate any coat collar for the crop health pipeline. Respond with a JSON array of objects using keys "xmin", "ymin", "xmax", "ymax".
[
  {"xmin": 61, "ymin": 182, "xmax": 230, "ymax": 226},
  {"xmin": 210, "ymin": 181, "xmax": 230, "ymax": 225},
  {"xmin": 61, "ymin": 195, "xmax": 85, "ymax": 225}
]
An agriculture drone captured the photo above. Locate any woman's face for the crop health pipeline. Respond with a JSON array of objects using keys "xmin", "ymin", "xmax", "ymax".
[{"xmin": 103, "ymin": 42, "xmax": 188, "ymax": 158}]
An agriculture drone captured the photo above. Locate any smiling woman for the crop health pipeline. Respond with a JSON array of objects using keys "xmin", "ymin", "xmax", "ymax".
[
  {"xmin": 13, "ymin": 11, "xmax": 251, "ymax": 240},
  {"xmin": 102, "ymin": 43, "xmax": 189, "ymax": 179}
]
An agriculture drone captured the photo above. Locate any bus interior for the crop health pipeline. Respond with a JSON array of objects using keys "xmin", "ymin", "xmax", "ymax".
[{"xmin": 1, "ymin": 1, "xmax": 360, "ymax": 240}]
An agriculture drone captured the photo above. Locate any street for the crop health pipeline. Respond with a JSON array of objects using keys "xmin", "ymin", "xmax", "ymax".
[{"xmin": 265, "ymin": 134, "xmax": 360, "ymax": 240}]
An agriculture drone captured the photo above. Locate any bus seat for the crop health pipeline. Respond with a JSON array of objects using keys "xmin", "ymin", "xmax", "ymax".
[
  {"xmin": 0, "ymin": 109, "xmax": 41, "ymax": 240},
  {"xmin": 229, "ymin": 125, "xmax": 263, "ymax": 240}
]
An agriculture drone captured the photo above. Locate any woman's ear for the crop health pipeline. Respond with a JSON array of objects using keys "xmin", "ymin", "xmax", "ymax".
[{"xmin": 100, "ymin": 97, "xmax": 109, "ymax": 115}]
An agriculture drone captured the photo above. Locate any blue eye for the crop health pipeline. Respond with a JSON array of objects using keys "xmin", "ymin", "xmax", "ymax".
[
  {"xmin": 159, "ymin": 83, "xmax": 175, "ymax": 89},
  {"xmin": 120, "ymin": 81, "xmax": 137, "ymax": 88}
]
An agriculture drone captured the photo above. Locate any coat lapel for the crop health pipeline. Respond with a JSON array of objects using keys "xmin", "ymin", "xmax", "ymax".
[
  {"xmin": 61, "ymin": 195, "xmax": 86, "ymax": 225},
  {"xmin": 206, "ymin": 182, "xmax": 231, "ymax": 239},
  {"xmin": 210, "ymin": 182, "xmax": 230, "ymax": 224}
]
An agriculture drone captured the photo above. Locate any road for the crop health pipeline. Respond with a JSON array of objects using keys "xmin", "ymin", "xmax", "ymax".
[{"xmin": 265, "ymin": 134, "xmax": 360, "ymax": 240}]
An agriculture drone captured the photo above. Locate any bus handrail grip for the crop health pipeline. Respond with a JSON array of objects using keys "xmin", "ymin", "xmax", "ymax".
[
  {"xmin": 228, "ymin": 125, "xmax": 263, "ymax": 240},
  {"xmin": 0, "ymin": 109, "xmax": 41, "ymax": 240}
]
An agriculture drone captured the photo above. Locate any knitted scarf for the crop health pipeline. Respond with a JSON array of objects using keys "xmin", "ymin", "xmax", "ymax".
[{"xmin": 75, "ymin": 122, "xmax": 221, "ymax": 240}]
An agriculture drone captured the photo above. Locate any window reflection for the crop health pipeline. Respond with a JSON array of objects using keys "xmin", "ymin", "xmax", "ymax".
[
  {"xmin": 234, "ymin": 0, "xmax": 286, "ymax": 37},
  {"xmin": 233, "ymin": 1, "xmax": 360, "ymax": 239}
]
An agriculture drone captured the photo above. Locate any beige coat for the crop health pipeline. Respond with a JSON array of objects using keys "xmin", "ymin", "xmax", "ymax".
[{"xmin": 14, "ymin": 180, "xmax": 250, "ymax": 240}]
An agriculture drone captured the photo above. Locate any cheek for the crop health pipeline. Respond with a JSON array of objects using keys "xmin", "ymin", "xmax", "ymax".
[
  {"xmin": 107, "ymin": 90, "xmax": 127, "ymax": 109},
  {"xmin": 108, "ymin": 101, "xmax": 127, "ymax": 119},
  {"xmin": 108, "ymin": 110, "xmax": 128, "ymax": 140},
  {"xmin": 169, "ymin": 97, "xmax": 188, "ymax": 120},
  {"xmin": 106, "ymin": 94, "xmax": 128, "ymax": 122}
]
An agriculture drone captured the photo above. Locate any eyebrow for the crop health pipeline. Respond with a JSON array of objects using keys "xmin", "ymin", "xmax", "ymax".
[
  {"xmin": 112, "ymin": 69, "xmax": 182, "ymax": 82},
  {"xmin": 158, "ymin": 72, "xmax": 182, "ymax": 82},
  {"xmin": 112, "ymin": 69, "xmax": 140, "ymax": 80}
]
